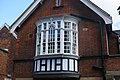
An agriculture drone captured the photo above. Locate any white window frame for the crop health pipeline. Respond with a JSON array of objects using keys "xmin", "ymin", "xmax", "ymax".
[{"xmin": 36, "ymin": 16, "xmax": 79, "ymax": 56}]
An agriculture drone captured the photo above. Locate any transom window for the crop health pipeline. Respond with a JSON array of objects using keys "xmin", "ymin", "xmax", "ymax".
[{"xmin": 36, "ymin": 16, "xmax": 78, "ymax": 56}]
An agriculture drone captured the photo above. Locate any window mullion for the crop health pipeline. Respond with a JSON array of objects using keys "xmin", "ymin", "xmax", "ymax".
[
  {"xmin": 46, "ymin": 31, "xmax": 48, "ymax": 54},
  {"xmin": 76, "ymin": 31, "xmax": 78, "ymax": 56},
  {"xmin": 70, "ymin": 22, "xmax": 72, "ymax": 54},
  {"xmin": 41, "ymin": 32, "xmax": 43, "ymax": 55},
  {"xmin": 61, "ymin": 20, "xmax": 64, "ymax": 54},
  {"xmin": 55, "ymin": 24, "xmax": 57, "ymax": 54},
  {"xmin": 71, "ymin": 31, "xmax": 73, "ymax": 55},
  {"xmin": 44, "ymin": 23, "xmax": 48, "ymax": 54},
  {"xmin": 75, "ymin": 23, "xmax": 78, "ymax": 55},
  {"xmin": 36, "ymin": 33, "xmax": 38, "ymax": 56}
]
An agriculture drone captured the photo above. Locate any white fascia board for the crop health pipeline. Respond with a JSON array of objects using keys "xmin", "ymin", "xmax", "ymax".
[
  {"xmin": 0, "ymin": 23, "xmax": 10, "ymax": 30},
  {"xmin": 80, "ymin": 0, "xmax": 112, "ymax": 24},
  {"xmin": 10, "ymin": 0, "xmax": 43, "ymax": 38}
]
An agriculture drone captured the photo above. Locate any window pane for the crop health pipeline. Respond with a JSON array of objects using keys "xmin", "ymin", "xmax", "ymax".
[
  {"xmin": 37, "ymin": 45, "xmax": 40, "ymax": 55},
  {"xmin": 52, "ymin": 59, "xmax": 55, "ymax": 71},
  {"xmin": 43, "ymin": 43, "xmax": 46, "ymax": 53},
  {"xmin": 62, "ymin": 59, "xmax": 68, "ymax": 70},
  {"xmin": 57, "ymin": 30, "xmax": 60, "ymax": 41},
  {"xmin": 72, "ymin": 23, "xmax": 76, "ymax": 30},
  {"xmin": 57, "ymin": 42, "xmax": 60, "ymax": 53},
  {"xmin": 47, "ymin": 59, "xmax": 50, "ymax": 71},
  {"xmin": 57, "ymin": 21, "xmax": 61, "ymax": 28},
  {"xmin": 43, "ymin": 23, "xmax": 47, "ymax": 30},
  {"xmin": 72, "ymin": 44, "xmax": 76, "ymax": 54},
  {"xmin": 38, "ymin": 34, "xmax": 41, "ymax": 43},
  {"xmin": 73, "ymin": 32, "xmax": 77, "ymax": 44},
  {"xmin": 34, "ymin": 61, "xmax": 36, "ymax": 71},
  {"xmin": 37, "ymin": 60, "xmax": 40, "ymax": 71},
  {"xmin": 42, "ymin": 60, "xmax": 45, "ymax": 64},
  {"xmin": 64, "ymin": 31, "xmax": 70, "ymax": 41},
  {"xmin": 41, "ymin": 66, "xmax": 45, "ymax": 71},
  {"xmin": 69, "ymin": 59, "xmax": 74, "ymax": 71},
  {"xmin": 48, "ymin": 24, "xmax": 55, "ymax": 53},
  {"xmin": 43, "ymin": 31, "xmax": 46, "ymax": 42},
  {"xmin": 64, "ymin": 42, "xmax": 71, "ymax": 53},
  {"xmin": 38, "ymin": 25, "xmax": 42, "ymax": 32},
  {"xmin": 64, "ymin": 22, "xmax": 71, "ymax": 29},
  {"xmin": 56, "ymin": 65, "xmax": 61, "ymax": 70},
  {"xmin": 75, "ymin": 60, "xmax": 78, "ymax": 72},
  {"xmin": 56, "ymin": 59, "xmax": 61, "ymax": 64}
]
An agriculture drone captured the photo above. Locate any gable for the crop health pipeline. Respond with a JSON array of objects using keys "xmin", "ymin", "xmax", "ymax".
[
  {"xmin": 81, "ymin": 0, "xmax": 112, "ymax": 24},
  {"xmin": 10, "ymin": 0, "xmax": 112, "ymax": 38},
  {"xmin": 0, "ymin": 23, "xmax": 9, "ymax": 31},
  {"xmin": 10, "ymin": 0, "xmax": 44, "ymax": 38}
]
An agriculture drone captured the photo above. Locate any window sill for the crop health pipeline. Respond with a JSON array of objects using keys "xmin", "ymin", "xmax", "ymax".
[
  {"xmin": 53, "ymin": 5, "xmax": 64, "ymax": 10},
  {"xmin": 34, "ymin": 54, "xmax": 79, "ymax": 59}
]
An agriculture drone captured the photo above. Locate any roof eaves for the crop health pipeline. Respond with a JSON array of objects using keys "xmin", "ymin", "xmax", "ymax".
[
  {"xmin": 0, "ymin": 23, "xmax": 10, "ymax": 30},
  {"xmin": 10, "ymin": 0, "xmax": 44, "ymax": 38},
  {"xmin": 80, "ymin": 0, "xmax": 112, "ymax": 24}
]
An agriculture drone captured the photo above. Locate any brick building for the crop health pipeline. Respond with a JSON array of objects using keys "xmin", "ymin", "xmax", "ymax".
[
  {"xmin": 1, "ymin": 0, "xmax": 120, "ymax": 80},
  {"xmin": 115, "ymin": 30, "xmax": 120, "ymax": 55},
  {"xmin": 0, "ymin": 23, "xmax": 12, "ymax": 80}
]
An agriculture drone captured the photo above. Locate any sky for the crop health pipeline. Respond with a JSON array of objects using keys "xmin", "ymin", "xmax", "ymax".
[
  {"xmin": 90, "ymin": 0, "xmax": 120, "ymax": 30},
  {"xmin": 0, "ymin": 0, "xmax": 33, "ymax": 27},
  {"xmin": 0, "ymin": 0, "xmax": 120, "ymax": 30}
]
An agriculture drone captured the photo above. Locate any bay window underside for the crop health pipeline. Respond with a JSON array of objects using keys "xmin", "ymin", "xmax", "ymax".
[
  {"xmin": 34, "ymin": 54, "xmax": 79, "ymax": 78},
  {"xmin": 34, "ymin": 15, "xmax": 79, "ymax": 78}
]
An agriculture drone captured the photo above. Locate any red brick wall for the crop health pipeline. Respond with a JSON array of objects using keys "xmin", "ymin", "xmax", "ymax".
[
  {"xmin": 9, "ymin": 35, "xmax": 17, "ymax": 80},
  {"xmin": 78, "ymin": 20, "xmax": 108, "ymax": 77},
  {"xmin": 79, "ymin": 21, "xmax": 101, "ymax": 56},
  {"xmin": 79, "ymin": 58, "xmax": 101, "ymax": 77},
  {"xmin": 0, "ymin": 50, "xmax": 8, "ymax": 80},
  {"xmin": 0, "ymin": 27, "xmax": 11, "ymax": 48},
  {"xmin": 0, "ymin": 26, "xmax": 12, "ymax": 80},
  {"xmin": 108, "ymin": 33, "xmax": 119, "ymax": 55},
  {"xmin": 14, "ymin": 61, "xmax": 33, "ymax": 78},
  {"xmin": 105, "ymin": 57, "xmax": 120, "ymax": 71}
]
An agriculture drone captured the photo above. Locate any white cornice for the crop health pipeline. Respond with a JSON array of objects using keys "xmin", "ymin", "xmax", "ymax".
[
  {"xmin": 10, "ymin": 0, "xmax": 44, "ymax": 38},
  {"xmin": 0, "ymin": 23, "xmax": 10, "ymax": 30},
  {"xmin": 80, "ymin": 0, "xmax": 112, "ymax": 24}
]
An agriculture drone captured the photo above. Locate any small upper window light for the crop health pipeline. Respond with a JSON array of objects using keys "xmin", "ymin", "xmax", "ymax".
[{"xmin": 56, "ymin": 0, "xmax": 61, "ymax": 7}]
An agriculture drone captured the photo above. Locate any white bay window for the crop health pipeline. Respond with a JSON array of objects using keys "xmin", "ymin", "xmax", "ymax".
[
  {"xmin": 36, "ymin": 16, "xmax": 78, "ymax": 56},
  {"xmin": 34, "ymin": 16, "xmax": 79, "ymax": 76}
]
